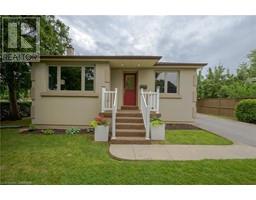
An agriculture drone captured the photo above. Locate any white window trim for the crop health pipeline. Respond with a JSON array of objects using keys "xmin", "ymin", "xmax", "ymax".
[
  {"xmin": 155, "ymin": 71, "xmax": 179, "ymax": 94},
  {"xmin": 48, "ymin": 65, "xmax": 96, "ymax": 92}
]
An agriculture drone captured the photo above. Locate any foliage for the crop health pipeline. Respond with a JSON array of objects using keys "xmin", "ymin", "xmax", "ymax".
[
  {"xmin": 0, "ymin": 101, "xmax": 31, "ymax": 120},
  {"xmin": 219, "ymin": 82, "xmax": 256, "ymax": 98},
  {"xmin": 198, "ymin": 49, "xmax": 256, "ymax": 99},
  {"xmin": 0, "ymin": 16, "xmax": 72, "ymax": 120},
  {"xmin": 41, "ymin": 129, "xmax": 55, "ymax": 135},
  {"xmin": 235, "ymin": 99, "xmax": 256, "ymax": 124},
  {"xmin": 28, "ymin": 124, "xmax": 36, "ymax": 131},
  {"xmin": 40, "ymin": 16, "xmax": 72, "ymax": 55},
  {"xmin": 150, "ymin": 117, "xmax": 164, "ymax": 127},
  {"xmin": 65, "ymin": 127, "xmax": 80, "ymax": 135},
  {"xmin": 90, "ymin": 115, "xmax": 109, "ymax": 128}
]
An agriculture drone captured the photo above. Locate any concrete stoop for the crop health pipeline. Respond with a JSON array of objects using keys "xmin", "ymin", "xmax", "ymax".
[{"xmin": 101, "ymin": 106, "xmax": 150, "ymax": 144}]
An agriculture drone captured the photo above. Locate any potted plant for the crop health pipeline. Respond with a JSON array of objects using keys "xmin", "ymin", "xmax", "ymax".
[
  {"xmin": 90, "ymin": 115, "xmax": 109, "ymax": 141},
  {"xmin": 150, "ymin": 117, "xmax": 165, "ymax": 140}
]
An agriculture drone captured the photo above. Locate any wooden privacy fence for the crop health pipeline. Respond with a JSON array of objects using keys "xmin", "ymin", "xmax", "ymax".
[{"xmin": 197, "ymin": 98, "xmax": 243, "ymax": 118}]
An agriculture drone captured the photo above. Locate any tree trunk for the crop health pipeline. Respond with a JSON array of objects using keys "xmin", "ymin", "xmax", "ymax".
[{"xmin": 7, "ymin": 66, "xmax": 21, "ymax": 120}]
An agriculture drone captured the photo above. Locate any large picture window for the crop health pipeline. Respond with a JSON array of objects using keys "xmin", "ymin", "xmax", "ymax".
[
  {"xmin": 48, "ymin": 65, "xmax": 95, "ymax": 91},
  {"xmin": 155, "ymin": 71, "xmax": 178, "ymax": 93},
  {"xmin": 61, "ymin": 67, "xmax": 81, "ymax": 90}
]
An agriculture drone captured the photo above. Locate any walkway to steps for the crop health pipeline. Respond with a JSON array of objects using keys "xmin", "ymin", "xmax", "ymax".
[{"xmin": 109, "ymin": 144, "xmax": 256, "ymax": 160}]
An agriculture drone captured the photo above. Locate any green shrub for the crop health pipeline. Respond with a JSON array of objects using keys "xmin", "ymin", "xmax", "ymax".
[
  {"xmin": 41, "ymin": 129, "xmax": 55, "ymax": 135},
  {"xmin": 150, "ymin": 117, "xmax": 164, "ymax": 127},
  {"xmin": 235, "ymin": 99, "xmax": 256, "ymax": 124},
  {"xmin": 65, "ymin": 127, "xmax": 80, "ymax": 135}
]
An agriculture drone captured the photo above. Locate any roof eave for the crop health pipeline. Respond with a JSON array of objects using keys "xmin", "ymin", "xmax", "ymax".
[
  {"xmin": 155, "ymin": 62, "xmax": 207, "ymax": 68},
  {"xmin": 40, "ymin": 55, "xmax": 162, "ymax": 61}
]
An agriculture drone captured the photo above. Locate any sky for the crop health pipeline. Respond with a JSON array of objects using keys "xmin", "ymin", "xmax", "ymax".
[{"xmin": 58, "ymin": 15, "xmax": 256, "ymax": 74}]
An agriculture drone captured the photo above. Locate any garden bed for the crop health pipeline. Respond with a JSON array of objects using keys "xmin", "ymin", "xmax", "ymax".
[
  {"xmin": 19, "ymin": 128, "xmax": 92, "ymax": 135},
  {"xmin": 166, "ymin": 123, "xmax": 201, "ymax": 130}
]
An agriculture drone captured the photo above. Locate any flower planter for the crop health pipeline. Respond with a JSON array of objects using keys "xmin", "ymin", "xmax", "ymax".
[
  {"xmin": 94, "ymin": 125, "xmax": 109, "ymax": 141},
  {"xmin": 150, "ymin": 124, "xmax": 165, "ymax": 140}
]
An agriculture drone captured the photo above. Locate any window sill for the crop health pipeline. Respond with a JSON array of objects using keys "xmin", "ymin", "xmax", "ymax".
[
  {"xmin": 160, "ymin": 94, "xmax": 182, "ymax": 99},
  {"xmin": 41, "ymin": 91, "xmax": 98, "ymax": 97}
]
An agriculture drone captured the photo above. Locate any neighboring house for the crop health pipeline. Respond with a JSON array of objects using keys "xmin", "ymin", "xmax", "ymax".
[{"xmin": 31, "ymin": 52, "xmax": 206, "ymax": 142}]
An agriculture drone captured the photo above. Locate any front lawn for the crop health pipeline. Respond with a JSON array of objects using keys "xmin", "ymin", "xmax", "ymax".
[
  {"xmin": 163, "ymin": 130, "xmax": 233, "ymax": 145},
  {"xmin": 0, "ymin": 118, "xmax": 31, "ymax": 127},
  {"xmin": 1, "ymin": 127, "xmax": 256, "ymax": 184}
]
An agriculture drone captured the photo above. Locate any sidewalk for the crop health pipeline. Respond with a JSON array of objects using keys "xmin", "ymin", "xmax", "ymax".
[{"xmin": 109, "ymin": 144, "xmax": 256, "ymax": 160}]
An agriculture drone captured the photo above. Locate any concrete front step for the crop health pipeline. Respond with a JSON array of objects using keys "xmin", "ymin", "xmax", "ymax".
[
  {"xmin": 117, "ymin": 112, "xmax": 142, "ymax": 117},
  {"xmin": 110, "ymin": 136, "xmax": 151, "ymax": 144},
  {"xmin": 121, "ymin": 106, "xmax": 139, "ymax": 110},
  {"xmin": 100, "ymin": 111, "xmax": 160, "ymax": 118},
  {"xmin": 116, "ymin": 117, "xmax": 143, "ymax": 123},
  {"xmin": 116, "ymin": 123, "xmax": 145, "ymax": 129},
  {"xmin": 100, "ymin": 111, "xmax": 141, "ymax": 118},
  {"xmin": 116, "ymin": 129, "xmax": 145, "ymax": 137}
]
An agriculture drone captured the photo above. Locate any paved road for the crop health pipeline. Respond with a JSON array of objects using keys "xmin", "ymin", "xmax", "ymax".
[
  {"xmin": 110, "ymin": 144, "xmax": 256, "ymax": 160},
  {"xmin": 194, "ymin": 113, "xmax": 256, "ymax": 147}
]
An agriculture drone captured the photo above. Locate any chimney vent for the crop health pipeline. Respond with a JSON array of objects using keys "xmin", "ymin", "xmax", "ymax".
[{"xmin": 66, "ymin": 46, "xmax": 74, "ymax": 55}]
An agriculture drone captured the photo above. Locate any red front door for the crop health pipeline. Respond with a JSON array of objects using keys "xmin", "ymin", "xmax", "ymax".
[{"xmin": 123, "ymin": 73, "xmax": 136, "ymax": 105}]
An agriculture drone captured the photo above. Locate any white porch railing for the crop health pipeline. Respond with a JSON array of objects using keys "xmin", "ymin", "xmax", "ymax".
[
  {"xmin": 142, "ymin": 87, "xmax": 160, "ymax": 113},
  {"xmin": 140, "ymin": 87, "xmax": 160, "ymax": 140},
  {"xmin": 140, "ymin": 88, "xmax": 150, "ymax": 140},
  {"xmin": 101, "ymin": 87, "xmax": 118, "ymax": 139}
]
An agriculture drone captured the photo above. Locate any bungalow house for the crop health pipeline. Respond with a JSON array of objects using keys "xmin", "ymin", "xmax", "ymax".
[{"xmin": 31, "ymin": 51, "xmax": 206, "ymax": 143}]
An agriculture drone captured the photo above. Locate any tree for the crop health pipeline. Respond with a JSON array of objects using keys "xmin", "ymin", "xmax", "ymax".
[
  {"xmin": 197, "ymin": 49, "xmax": 256, "ymax": 99},
  {"xmin": 40, "ymin": 16, "xmax": 72, "ymax": 55},
  {"xmin": 247, "ymin": 49, "xmax": 256, "ymax": 78},
  {"xmin": 0, "ymin": 16, "xmax": 72, "ymax": 120}
]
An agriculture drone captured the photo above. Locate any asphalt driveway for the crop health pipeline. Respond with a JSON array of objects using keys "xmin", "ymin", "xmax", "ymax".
[{"xmin": 194, "ymin": 113, "xmax": 256, "ymax": 147}]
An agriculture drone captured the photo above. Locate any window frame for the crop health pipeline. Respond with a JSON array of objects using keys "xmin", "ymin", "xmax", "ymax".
[
  {"xmin": 155, "ymin": 71, "xmax": 179, "ymax": 94},
  {"xmin": 47, "ymin": 64, "xmax": 96, "ymax": 92}
]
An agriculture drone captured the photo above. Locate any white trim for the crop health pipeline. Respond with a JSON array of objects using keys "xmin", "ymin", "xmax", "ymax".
[
  {"xmin": 81, "ymin": 66, "xmax": 85, "ymax": 91},
  {"xmin": 155, "ymin": 70, "xmax": 179, "ymax": 94},
  {"xmin": 47, "ymin": 65, "xmax": 96, "ymax": 92},
  {"xmin": 57, "ymin": 65, "xmax": 61, "ymax": 91}
]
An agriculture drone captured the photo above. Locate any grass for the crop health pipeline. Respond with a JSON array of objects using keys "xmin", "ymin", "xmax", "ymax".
[
  {"xmin": 161, "ymin": 130, "xmax": 233, "ymax": 145},
  {"xmin": 1, "ymin": 126, "xmax": 256, "ymax": 184},
  {"xmin": 0, "ymin": 118, "xmax": 31, "ymax": 127}
]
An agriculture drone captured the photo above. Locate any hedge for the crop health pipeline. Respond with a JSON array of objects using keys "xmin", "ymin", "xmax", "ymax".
[
  {"xmin": 0, "ymin": 101, "xmax": 31, "ymax": 120},
  {"xmin": 235, "ymin": 99, "xmax": 256, "ymax": 124}
]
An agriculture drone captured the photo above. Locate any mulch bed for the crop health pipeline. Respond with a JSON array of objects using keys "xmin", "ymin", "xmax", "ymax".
[
  {"xmin": 19, "ymin": 124, "xmax": 201, "ymax": 134},
  {"xmin": 19, "ymin": 128, "xmax": 92, "ymax": 134},
  {"xmin": 166, "ymin": 123, "xmax": 201, "ymax": 130}
]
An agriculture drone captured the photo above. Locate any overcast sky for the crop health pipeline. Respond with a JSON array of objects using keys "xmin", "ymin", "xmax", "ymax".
[{"xmin": 58, "ymin": 15, "xmax": 256, "ymax": 74}]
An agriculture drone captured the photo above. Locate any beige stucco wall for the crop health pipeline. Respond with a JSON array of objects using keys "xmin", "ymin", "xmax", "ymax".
[
  {"xmin": 32, "ymin": 61, "xmax": 198, "ymax": 128},
  {"xmin": 110, "ymin": 69, "xmax": 123, "ymax": 110},
  {"xmin": 158, "ymin": 69, "xmax": 197, "ymax": 123},
  {"xmin": 31, "ymin": 62, "xmax": 110, "ymax": 128},
  {"xmin": 111, "ymin": 68, "xmax": 197, "ymax": 123}
]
